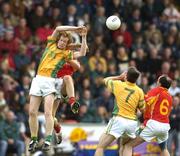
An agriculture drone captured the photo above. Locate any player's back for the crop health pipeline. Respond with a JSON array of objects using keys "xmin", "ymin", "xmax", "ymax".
[
  {"xmin": 145, "ymin": 87, "xmax": 172, "ymax": 123},
  {"xmin": 111, "ymin": 80, "xmax": 145, "ymax": 120}
]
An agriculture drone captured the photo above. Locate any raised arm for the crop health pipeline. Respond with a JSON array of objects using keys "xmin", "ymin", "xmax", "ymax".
[
  {"xmin": 68, "ymin": 60, "xmax": 80, "ymax": 71},
  {"xmin": 51, "ymin": 25, "xmax": 84, "ymax": 38},
  {"xmin": 104, "ymin": 72, "xmax": 127, "ymax": 85},
  {"xmin": 73, "ymin": 27, "xmax": 87, "ymax": 58}
]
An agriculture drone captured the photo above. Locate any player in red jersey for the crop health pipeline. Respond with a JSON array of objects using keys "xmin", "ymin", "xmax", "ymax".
[
  {"xmin": 52, "ymin": 43, "xmax": 88, "ymax": 144},
  {"xmin": 123, "ymin": 75, "xmax": 172, "ymax": 156}
]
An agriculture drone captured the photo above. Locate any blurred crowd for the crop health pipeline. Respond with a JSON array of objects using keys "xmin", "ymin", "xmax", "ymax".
[{"xmin": 0, "ymin": 0, "xmax": 179, "ymax": 155}]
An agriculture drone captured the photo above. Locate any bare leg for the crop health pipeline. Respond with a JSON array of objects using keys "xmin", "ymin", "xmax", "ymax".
[
  {"xmin": 29, "ymin": 95, "xmax": 41, "ymax": 138},
  {"xmin": 63, "ymin": 75, "xmax": 74, "ymax": 97},
  {"xmin": 119, "ymin": 137, "xmax": 131, "ymax": 156},
  {"xmin": 123, "ymin": 136, "xmax": 144, "ymax": 156},
  {"xmin": 159, "ymin": 141, "xmax": 170, "ymax": 156},
  {"xmin": 52, "ymin": 99, "xmax": 60, "ymax": 118},
  {"xmin": 161, "ymin": 149, "xmax": 170, "ymax": 156},
  {"xmin": 44, "ymin": 94, "xmax": 55, "ymax": 137},
  {"xmin": 94, "ymin": 133, "xmax": 115, "ymax": 156}
]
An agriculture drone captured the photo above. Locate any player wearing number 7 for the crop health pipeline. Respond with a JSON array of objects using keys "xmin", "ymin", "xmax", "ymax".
[
  {"xmin": 123, "ymin": 75, "xmax": 172, "ymax": 156},
  {"xmin": 94, "ymin": 67, "xmax": 145, "ymax": 156}
]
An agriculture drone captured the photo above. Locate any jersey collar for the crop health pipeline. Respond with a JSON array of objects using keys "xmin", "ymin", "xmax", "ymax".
[{"xmin": 126, "ymin": 81, "xmax": 135, "ymax": 86}]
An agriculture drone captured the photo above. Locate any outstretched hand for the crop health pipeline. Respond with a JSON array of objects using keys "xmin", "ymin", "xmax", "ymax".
[{"xmin": 75, "ymin": 26, "xmax": 87, "ymax": 36}]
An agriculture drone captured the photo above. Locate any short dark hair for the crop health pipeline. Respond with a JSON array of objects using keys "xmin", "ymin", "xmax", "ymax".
[
  {"xmin": 158, "ymin": 75, "xmax": 172, "ymax": 89},
  {"xmin": 126, "ymin": 67, "xmax": 140, "ymax": 83}
]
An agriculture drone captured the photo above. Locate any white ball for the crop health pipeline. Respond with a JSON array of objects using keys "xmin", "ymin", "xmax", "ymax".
[{"xmin": 106, "ymin": 15, "xmax": 121, "ymax": 30}]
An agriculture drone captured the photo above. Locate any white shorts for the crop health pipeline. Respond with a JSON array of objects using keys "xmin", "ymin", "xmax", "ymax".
[
  {"xmin": 29, "ymin": 75, "xmax": 63, "ymax": 97},
  {"xmin": 55, "ymin": 78, "xmax": 64, "ymax": 99},
  {"xmin": 105, "ymin": 116, "xmax": 138, "ymax": 139},
  {"xmin": 140, "ymin": 119, "xmax": 170, "ymax": 143}
]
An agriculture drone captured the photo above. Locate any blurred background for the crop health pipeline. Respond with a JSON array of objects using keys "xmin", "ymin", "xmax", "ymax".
[{"xmin": 0, "ymin": 0, "xmax": 179, "ymax": 156}]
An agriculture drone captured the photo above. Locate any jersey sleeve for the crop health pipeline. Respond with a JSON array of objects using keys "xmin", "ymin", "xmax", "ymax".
[
  {"xmin": 138, "ymin": 89, "xmax": 146, "ymax": 110},
  {"xmin": 104, "ymin": 80, "xmax": 120, "ymax": 94},
  {"xmin": 46, "ymin": 36, "xmax": 56, "ymax": 47}
]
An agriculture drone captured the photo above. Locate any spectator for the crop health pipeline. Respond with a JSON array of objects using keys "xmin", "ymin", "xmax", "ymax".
[
  {"xmin": 0, "ymin": 30, "xmax": 19, "ymax": 56},
  {"xmin": 141, "ymin": 0, "xmax": 159, "ymax": 23},
  {"xmin": 0, "ymin": 110, "xmax": 25, "ymax": 156},
  {"xmin": 104, "ymin": 49, "xmax": 116, "ymax": 66},
  {"xmin": 63, "ymin": 4, "xmax": 78, "ymax": 26},
  {"xmin": 106, "ymin": 63, "xmax": 117, "ymax": 77},
  {"xmin": 168, "ymin": 96, "xmax": 180, "ymax": 156},
  {"xmin": 91, "ymin": 34, "xmax": 106, "ymax": 52},
  {"xmin": 131, "ymin": 35, "xmax": 145, "ymax": 51},
  {"xmin": 14, "ymin": 18, "xmax": 31, "ymax": 42},
  {"xmin": 0, "ymin": 2, "xmax": 18, "ymax": 26},
  {"xmin": 89, "ymin": 49, "xmax": 107, "ymax": 73},
  {"xmin": 169, "ymin": 80, "xmax": 180, "ymax": 96},
  {"xmin": 95, "ymin": 88, "xmax": 114, "ymax": 112},
  {"xmin": 79, "ymin": 89, "xmax": 94, "ymax": 108},
  {"xmin": 49, "ymin": 7, "xmax": 62, "ymax": 27},
  {"xmin": 106, "ymin": 0, "xmax": 125, "ymax": 18},
  {"xmin": 139, "ymin": 75, "xmax": 150, "ymax": 93},
  {"xmin": 94, "ymin": 106, "xmax": 109, "ymax": 123},
  {"xmin": 164, "ymin": 35, "xmax": 179, "ymax": 59},
  {"xmin": 0, "ymin": 17, "xmax": 14, "ymax": 38},
  {"xmin": 146, "ymin": 31, "xmax": 163, "ymax": 51},
  {"xmin": 133, "ymin": 48, "xmax": 147, "ymax": 72},
  {"xmin": 35, "ymin": 21, "xmax": 53, "ymax": 42},
  {"xmin": 146, "ymin": 47, "xmax": 162, "ymax": 81},
  {"xmin": 157, "ymin": 61, "xmax": 174, "ymax": 79},
  {"xmin": 10, "ymin": 0, "xmax": 25, "ymax": 18},
  {"xmin": 93, "ymin": 6, "xmax": 106, "ymax": 34},
  {"xmin": 0, "ymin": 49, "xmax": 15, "ymax": 70},
  {"xmin": 131, "ymin": 20, "xmax": 142, "ymax": 39},
  {"xmin": 14, "ymin": 44, "xmax": 30, "ymax": 71},
  {"xmin": 112, "ymin": 22, "xmax": 132, "ymax": 48},
  {"xmin": 77, "ymin": 104, "xmax": 93, "ymax": 123},
  {"xmin": 163, "ymin": 3, "xmax": 180, "ymax": 24},
  {"xmin": 116, "ymin": 46, "xmax": 129, "ymax": 73},
  {"xmin": 28, "ymin": 5, "xmax": 46, "ymax": 31}
]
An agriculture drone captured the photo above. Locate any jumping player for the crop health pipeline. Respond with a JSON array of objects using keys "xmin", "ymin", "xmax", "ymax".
[
  {"xmin": 123, "ymin": 75, "xmax": 172, "ymax": 156},
  {"xmin": 28, "ymin": 25, "xmax": 87, "ymax": 152},
  {"xmin": 94, "ymin": 67, "xmax": 145, "ymax": 156},
  {"xmin": 52, "ymin": 42, "xmax": 88, "ymax": 143},
  {"xmin": 53, "ymin": 59, "xmax": 81, "ymax": 143}
]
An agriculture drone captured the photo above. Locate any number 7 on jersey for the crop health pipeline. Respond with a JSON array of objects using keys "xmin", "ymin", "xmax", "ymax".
[{"xmin": 124, "ymin": 88, "xmax": 135, "ymax": 103}]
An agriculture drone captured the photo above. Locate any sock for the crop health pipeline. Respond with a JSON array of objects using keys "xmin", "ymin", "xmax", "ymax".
[
  {"xmin": 45, "ymin": 135, "xmax": 52, "ymax": 143},
  {"xmin": 68, "ymin": 97, "xmax": 75, "ymax": 105},
  {"xmin": 54, "ymin": 123, "xmax": 61, "ymax": 134},
  {"xmin": 31, "ymin": 136, "xmax": 38, "ymax": 141}
]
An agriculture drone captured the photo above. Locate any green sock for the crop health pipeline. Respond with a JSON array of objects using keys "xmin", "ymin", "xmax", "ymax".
[
  {"xmin": 31, "ymin": 136, "xmax": 37, "ymax": 141},
  {"xmin": 45, "ymin": 135, "xmax": 52, "ymax": 142}
]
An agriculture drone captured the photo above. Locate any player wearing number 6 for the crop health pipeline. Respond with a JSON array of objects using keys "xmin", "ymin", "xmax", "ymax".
[
  {"xmin": 94, "ymin": 67, "xmax": 145, "ymax": 156},
  {"xmin": 123, "ymin": 75, "xmax": 172, "ymax": 156}
]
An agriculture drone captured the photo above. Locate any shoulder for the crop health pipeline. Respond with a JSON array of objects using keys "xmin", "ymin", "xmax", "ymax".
[
  {"xmin": 47, "ymin": 35, "xmax": 56, "ymax": 42},
  {"xmin": 136, "ymin": 86, "xmax": 144, "ymax": 94}
]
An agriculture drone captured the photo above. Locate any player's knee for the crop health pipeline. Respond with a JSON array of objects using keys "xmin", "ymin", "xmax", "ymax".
[
  {"xmin": 29, "ymin": 109, "xmax": 38, "ymax": 117},
  {"xmin": 44, "ymin": 111, "xmax": 52, "ymax": 118},
  {"xmin": 63, "ymin": 75, "xmax": 72, "ymax": 82}
]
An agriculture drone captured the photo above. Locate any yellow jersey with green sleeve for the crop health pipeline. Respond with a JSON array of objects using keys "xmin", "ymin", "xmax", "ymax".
[
  {"xmin": 37, "ymin": 36, "xmax": 73, "ymax": 78},
  {"xmin": 105, "ymin": 79, "xmax": 145, "ymax": 120}
]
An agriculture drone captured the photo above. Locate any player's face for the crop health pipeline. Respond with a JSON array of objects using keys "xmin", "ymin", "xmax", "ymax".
[{"xmin": 57, "ymin": 36, "xmax": 69, "ymax": 49}]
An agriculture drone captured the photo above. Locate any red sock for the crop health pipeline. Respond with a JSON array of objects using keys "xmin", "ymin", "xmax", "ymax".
[
  {"xmin": 68, "ymin": 97, "xmax": 75, "ymax": 105},
  {"xmin": 54, "ymin": 124, "xmax": 61, "ymax": 134}
]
